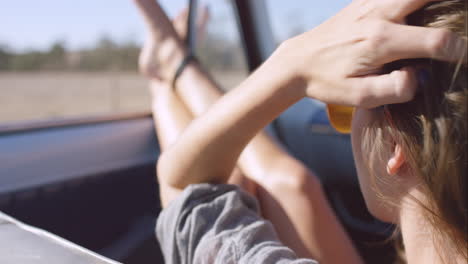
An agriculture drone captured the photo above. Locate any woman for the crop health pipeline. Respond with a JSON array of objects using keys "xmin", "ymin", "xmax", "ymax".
[
  {"xmin": 135, "ymin": 0, "xmax": 467, "ymax": 263},
  {"xmin": 133, "ymin": 0, "xmax": 363, "ymax": 263}
]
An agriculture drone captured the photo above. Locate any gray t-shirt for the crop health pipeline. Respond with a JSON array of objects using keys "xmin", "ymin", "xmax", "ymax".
[{"xmin": 156, "ymin": 184, "xmax": 318, "ymax": 264}]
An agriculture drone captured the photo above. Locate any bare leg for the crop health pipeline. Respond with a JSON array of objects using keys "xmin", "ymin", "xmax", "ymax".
[
  {"xmin": 133, "ymin": 0, "xmax": 362, "ymax": 262},
  {"xmin": 176, "ymin": 69, "xmax": 362, "ymax": 263},
  {"xmin": 139, "ymin": 3, "xmax": 255, "ymax": 199}
]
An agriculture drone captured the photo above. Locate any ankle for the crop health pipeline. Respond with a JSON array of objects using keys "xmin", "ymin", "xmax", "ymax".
[{"xmin": 159, "ymin": 42, "xmax": 186, "ymax": 81}]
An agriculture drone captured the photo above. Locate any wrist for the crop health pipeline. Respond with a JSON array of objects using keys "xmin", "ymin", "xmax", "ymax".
[{"xmin": 267, "ymin": 40, "xmax": 309, "ymax": 99}]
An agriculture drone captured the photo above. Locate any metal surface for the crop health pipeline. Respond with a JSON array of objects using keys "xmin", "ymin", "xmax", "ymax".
[
  {"xmin": 0, "ymin": 211, "xmax": 120, "ymax": 264},
  {"xmin": 0, "ymin": 116, "xmax": 159, "ymax": 195},
  {"xmin": 233, "ymin": 0, "xmax": 276, "ymax": 70},
  {"xmin": 0, "ymin": 112, "xmax": 152, "ymax": 136},
  {"xmin": 187, "ymin": 0, "xmax": 199, "ymax": 52}
]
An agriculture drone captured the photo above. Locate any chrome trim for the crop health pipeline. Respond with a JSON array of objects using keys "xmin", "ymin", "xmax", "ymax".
[
  {"xmin": 0, "ymin": 116, "xmax": 159, "ymax": 195},
  {"xmin": 0, "ymin": 112, "xmax": 152, "ymax": 135}
]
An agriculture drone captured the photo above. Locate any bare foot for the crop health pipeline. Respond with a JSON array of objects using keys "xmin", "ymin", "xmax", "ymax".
[
  {"xmin": 134, "ymin": 0, "xmax": 186, "ymax": 81},
  {"xmin": 134, "ymin": 0, "xmax": 210, "ymax": 81},
  {"xmin": 171, "ymin": 7, "xmax": 210, "ymax": 40}
]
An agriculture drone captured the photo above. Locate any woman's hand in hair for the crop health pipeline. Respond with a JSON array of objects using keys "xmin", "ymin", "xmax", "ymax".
[
  {"xmin": 156, "ymin": 0, "xmax": 466, "ymax": 191},
  {"xmin": 277, "ymin": 0, "xmax": 467, "ymax": 108}
]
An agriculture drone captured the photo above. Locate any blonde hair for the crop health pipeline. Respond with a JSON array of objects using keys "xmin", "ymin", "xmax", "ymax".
[{"xmin": 363, "ymin": 0, "xmax": 467, "ymax": 262}]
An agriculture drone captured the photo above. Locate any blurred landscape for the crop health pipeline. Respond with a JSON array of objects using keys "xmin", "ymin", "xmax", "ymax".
[
  {"xmin": 0, "ymin": 0, "xmax": 341, "ymax": 125},
  {"xmin": 0, "ymin": 34, "xmax": 246, "ymax": 124}
]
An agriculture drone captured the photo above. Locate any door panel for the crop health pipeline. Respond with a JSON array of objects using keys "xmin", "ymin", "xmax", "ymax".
[{"xmin": 0, "ymin": 117, "xmax": 164, "ymax": 263}]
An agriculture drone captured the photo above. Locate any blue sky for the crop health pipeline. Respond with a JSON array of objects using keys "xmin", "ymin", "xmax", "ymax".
[{"xmin": 1, "ymin": 0, "xmax": 349, "ymax": 52}]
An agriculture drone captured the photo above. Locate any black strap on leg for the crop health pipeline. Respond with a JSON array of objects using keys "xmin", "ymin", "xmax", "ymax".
[
  {"xmin": 171, "ymin": 0, "xmax": 199, "ymax": 88},
  {"xmin": 185, "ymin": 0, "xmax": 198, "ymax": 50},
  {"xmin": 171, "ymin": 52, "xmax": 198, "ymax": 88}
]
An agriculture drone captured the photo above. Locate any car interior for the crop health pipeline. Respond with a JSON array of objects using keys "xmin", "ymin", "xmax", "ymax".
[{"xmin": 0, "ymin": 0, "xmax": 398, "ymax": 263}]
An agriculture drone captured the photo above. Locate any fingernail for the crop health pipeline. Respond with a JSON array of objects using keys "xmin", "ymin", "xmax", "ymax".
[{"xmin": 417, "ymin": 69, "xmax": 430, "ymax": 87}]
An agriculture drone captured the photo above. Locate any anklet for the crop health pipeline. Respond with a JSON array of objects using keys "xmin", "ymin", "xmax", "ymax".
[
  {"xmin": 171, "ymin": 0, "xmax": 199, "ymax": 89},
  {"xmin": 171, "ymin": 52, "xmax": 198, "ymax": 89}
]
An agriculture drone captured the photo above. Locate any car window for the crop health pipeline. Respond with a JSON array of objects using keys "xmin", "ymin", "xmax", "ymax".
[
  {"xmin": 0, "ymin": 0, "xmax": 246, "ymax": 125},
  {"xmin": 194, "ymin": 0, "xmax": 248, "ymax": 91},
  {"xmin": 266, "ymin": 0, "xmax": 350, "ymax": 45},
  {"xmin": 0, "ymin": 0, "xmax": 151, "ymax": 124},
  {"xmin": 155, "ymin": 0, "xmax": 248, "ymax": 91}
]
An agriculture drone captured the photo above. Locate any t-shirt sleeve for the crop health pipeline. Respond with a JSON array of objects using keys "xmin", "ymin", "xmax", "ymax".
[{"xmin": 156, "ymin": 183, "xmax": 318, "ymax": 264}]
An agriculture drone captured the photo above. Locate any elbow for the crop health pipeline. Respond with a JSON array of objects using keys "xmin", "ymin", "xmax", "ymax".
[{"xmin": 266, "ymin": 157, "xmax": 322, "ymax": 194}]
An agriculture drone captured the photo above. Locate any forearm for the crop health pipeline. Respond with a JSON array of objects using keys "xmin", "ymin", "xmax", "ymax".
[
  {"xmin": 157, "ymin": 0, "xmax": 453, "ymax": 188},
  {"xmin": 158, "ymin": 51, "xmax": 306, "ymax": 189},
  {"xmin": 178, "ymin": 60, "xmax": 301, "ymax": 180}
]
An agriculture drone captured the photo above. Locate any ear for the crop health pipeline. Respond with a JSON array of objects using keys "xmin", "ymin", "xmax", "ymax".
[{"xmin": 386, "ymin": 144, "xmax": 405, "ymax": 176}]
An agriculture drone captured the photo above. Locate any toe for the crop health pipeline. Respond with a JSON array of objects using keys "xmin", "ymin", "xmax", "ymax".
[{"xmin": 173, "ymin": 8, "xmax": 189, "ymax": 39}]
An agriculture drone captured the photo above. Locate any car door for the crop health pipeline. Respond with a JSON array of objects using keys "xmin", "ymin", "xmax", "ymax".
[{"xmin": 1, "ymin": 0, "xmax": 396, "ymax": 263}]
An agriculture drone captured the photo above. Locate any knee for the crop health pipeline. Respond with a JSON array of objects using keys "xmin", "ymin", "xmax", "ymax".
[{"xmin": 265, "ymin": 157, "xmax": 320, "ymax": 194}]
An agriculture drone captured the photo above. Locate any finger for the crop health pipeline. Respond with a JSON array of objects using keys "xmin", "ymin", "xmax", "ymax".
[
  {"xmin": 378, "ymin": 23, "xmax": 467, "ymax": 64},
  {"xmin": 379, "ymin": 0, "xmax": 440, "ymax": 21},
  {"xmin": 352, "ymin": 67, "xmax": 417, "ymax": 108}
]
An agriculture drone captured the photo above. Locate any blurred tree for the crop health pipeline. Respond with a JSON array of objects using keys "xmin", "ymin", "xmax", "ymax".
[
  {"xmin": 43, "ymin": 41, "xmax": 67, "ymax": 70},
  {"xmin": 197, "ymin": 32, "xmax": 244, "ymax": 72},
  {"xmin": 0, "ymin": 45, "xmax": 12, "ymax": 71},
  {"xmin": 78, "ymin": 35, "xmax": 116, "ymax": 71},
  {"xmin": 10, "ymin": 51, "xmax": 45, "ymax": 71},
  {"xmin": 115, "ymin": 41, "xmax": 139, "ymax": 71},
  {"xmin": 1, "ymin": 30, "xmax": 243, "ymax": 73},
  {"xmin": 77, "ymin": 35, "xmax": 138, "ymax": 71}
]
